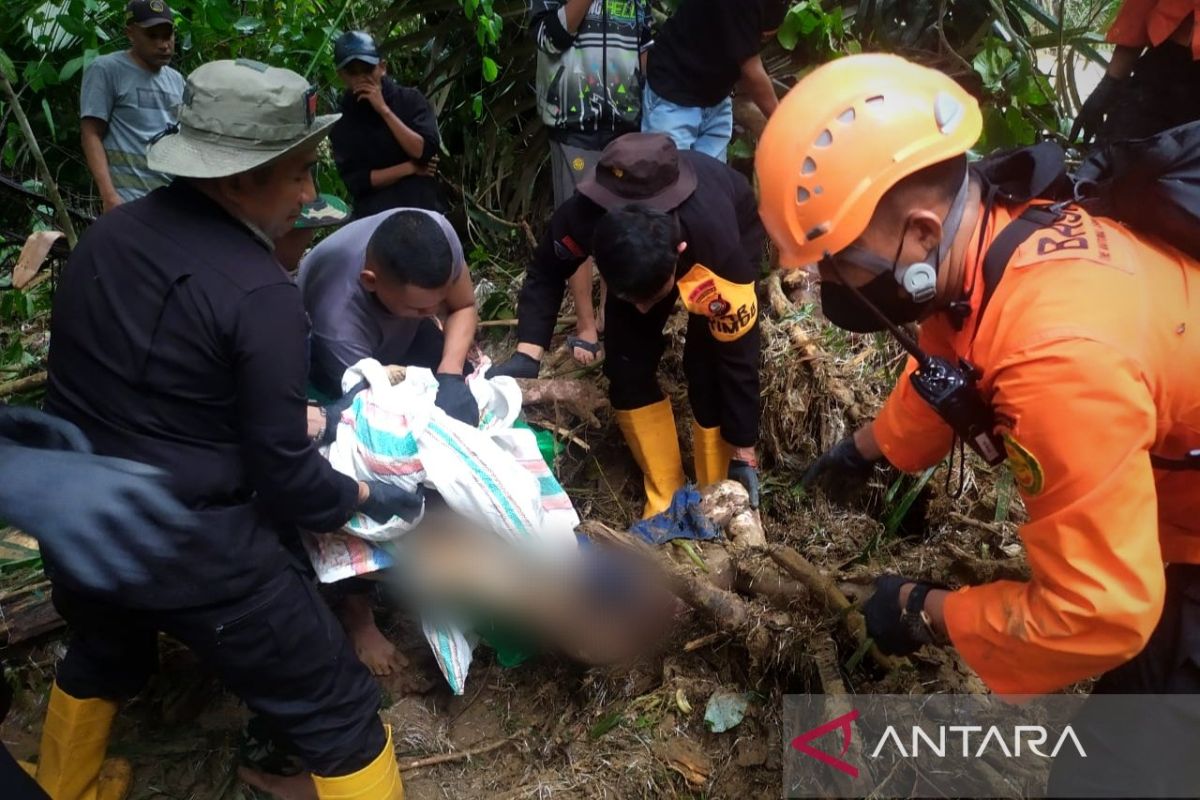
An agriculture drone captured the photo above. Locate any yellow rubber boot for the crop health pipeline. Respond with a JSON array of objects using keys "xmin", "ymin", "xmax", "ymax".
[
  {"xmin": 615, "ymin": 399, "xmax": 686, "ymax": 519},
  {"xmin": 692, "ymin": 421, "xmax": 731, "ymax": 489},
  {"xmin": 35, "ymin": 683, "xmax": 131, "ymax": 800},
  {"xmin": 313, "ymin": 726, "xmax": 404, "ymax": 800}
]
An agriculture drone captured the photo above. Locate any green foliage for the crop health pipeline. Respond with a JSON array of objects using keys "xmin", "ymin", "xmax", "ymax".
[
  {"xmin": 973, "ymin": 36, "xmax": 1059, "ymax": 149},
  {"xmin": 776, "ymin": 1, "xmax": 846, "ymax": 55}
]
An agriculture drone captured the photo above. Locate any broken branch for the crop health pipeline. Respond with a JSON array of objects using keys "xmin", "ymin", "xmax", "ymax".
[
  {"xmin": 0, "ymin": 371, "xmax": 48, "ymax": 399},
  {"xmin": 768, "ymin": 544, "xmax": 908, "ymax": 673},
  {"xmin": 398, "ymin": 735, "xmax": 517, "ymax": 771}
]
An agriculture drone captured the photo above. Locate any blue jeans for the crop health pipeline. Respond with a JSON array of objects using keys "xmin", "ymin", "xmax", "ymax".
[{"xmin": 641, "ymin": 83, "xmax": 734, "ymax": 163}]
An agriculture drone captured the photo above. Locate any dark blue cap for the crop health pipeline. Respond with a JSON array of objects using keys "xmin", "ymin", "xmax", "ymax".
[{"xmin": 333, "ymin": 31, "xmax": 380, "ymax": 69}]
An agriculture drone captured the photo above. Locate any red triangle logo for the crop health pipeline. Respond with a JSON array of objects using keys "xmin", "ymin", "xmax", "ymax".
[{"xmin": 790, "ymin": 709, "xmax": 860, "ymax": 778}]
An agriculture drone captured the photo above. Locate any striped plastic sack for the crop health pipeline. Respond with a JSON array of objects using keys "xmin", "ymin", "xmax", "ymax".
[{"xmin": 302, "ymin": 358, "xmax": 579, "ymax": 693}]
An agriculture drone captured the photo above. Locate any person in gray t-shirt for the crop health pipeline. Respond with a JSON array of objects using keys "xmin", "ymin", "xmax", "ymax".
[
  {"xmin": 80, "ymin": 0, "xmax": 184, "ymax": 212},
  {"xmin": 300, "ymin": 208, "xmax": 479, "ymax": 675},
  {"xmin": 299, "ymin": 208, "xmax": 478, "ymax": 416}
]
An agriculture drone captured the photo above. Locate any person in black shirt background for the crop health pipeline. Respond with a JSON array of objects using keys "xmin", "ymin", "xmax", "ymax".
[
  {"xmin": 330, "ymin": 31, "xmax": 442, "ymax": 217},
  {"xmin": 642, "ymin": 0, "xmax": 786, "ymax": 162}
]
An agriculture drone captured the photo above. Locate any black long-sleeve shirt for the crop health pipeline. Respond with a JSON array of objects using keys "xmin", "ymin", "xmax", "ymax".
[
  {"xmin": 515, "ymin": 151, "xmax": 765, "ymax": 444},
  {"xmin": 45, "ymin": 181, "xmax": 359, "ymax": 608},
  {"xmin": 330, "ymin": 77, "xmax": 441, "ymax": 217}
]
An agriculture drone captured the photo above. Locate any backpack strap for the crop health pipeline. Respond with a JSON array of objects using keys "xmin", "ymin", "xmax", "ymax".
[{"xmin": 977, "ymin": 205, "xmax": 1066, "ymax": 326}]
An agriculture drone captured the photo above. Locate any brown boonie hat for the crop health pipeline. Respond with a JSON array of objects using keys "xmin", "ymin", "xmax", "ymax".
[{"xmin": 576, "ymin": 132, "xmax": 698, "ymax": 212}]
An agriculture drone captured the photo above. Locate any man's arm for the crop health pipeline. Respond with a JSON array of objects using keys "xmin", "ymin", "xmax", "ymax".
[
  {"xmin": 532, "ymin": 0, "xmax": 591, "ymax": 53},
  {"xmin": 331, "ymin": 123, "xmax": 374, "ymax": 200},
  {"xmin": 870, "ymin": 321, "xmax": 960, "ymax": 472},
  {"xmin": 929, "ymin": 338, "xmax": 1165, "ymax": 694},
  {"xmin": 1106, "ymin": 44, "xmax": 1141, "ymax": 79},
  {"xmin": 436, "ymin": 264, "xmax": 479, "ymax": 375},
  {"xmin": 370, "ymin": 161, "xmax": 418, "ymax": 188},
  {"xmin": 513, "ymin": 200, "xmax": 595, "ymax": 360},
  {"xmin": 233, "ymin": 283, "xmax": 360, "ymax": 532},
  {"xmin": 737, "ymin": 54, "xmax": 778, "ymax": 118},
  {"xmin": 81, "ymin": 119, "xmax": 121, "ymax": 212},
  {"xmin": 357, "ymin": 84, "xmax": 444, "ymax": 163},
  {"xmin": 355, "ymin": 83, "xmax": 429, "ymax": 160},
  {"xmin": 79, "ymin": 62, "xmax": 121, "ymax": 212}
]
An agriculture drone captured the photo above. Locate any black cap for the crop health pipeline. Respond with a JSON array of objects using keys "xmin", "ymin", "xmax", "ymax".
[
  {"xmin": 125, "ymin": 0, "xmax": 174, "ymax": 28},
  {"xmin": 333, "ymin": 31, "xmax": 381, "ymax": 70}
]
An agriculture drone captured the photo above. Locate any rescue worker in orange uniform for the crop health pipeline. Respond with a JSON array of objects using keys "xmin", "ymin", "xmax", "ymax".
[
  {"xmin": 757, "ymin": 54, "xmax": 1200, "ymax": 796},
  {"xmin": 1072, "ymin": 0, "xmax": 1200, "ymax": 144}
]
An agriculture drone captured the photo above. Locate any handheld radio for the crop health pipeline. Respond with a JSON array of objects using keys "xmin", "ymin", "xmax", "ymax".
[{"xmin": 829, "ymin": 263, "xmax": 1007, "ymax": 468}]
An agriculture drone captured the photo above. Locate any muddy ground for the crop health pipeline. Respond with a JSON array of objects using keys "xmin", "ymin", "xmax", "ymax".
[{"xmin": 1, "ymin": 283, "xmax": 1032, "ymax": 799}]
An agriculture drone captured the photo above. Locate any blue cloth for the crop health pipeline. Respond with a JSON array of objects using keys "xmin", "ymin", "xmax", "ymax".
[
  {"xmin": 641, "ymin": 83, "xmax": 734, "ymax": 163},
  {"xmin": 630, "ymin": 485, "xmax": 721, "ymax": 545}
]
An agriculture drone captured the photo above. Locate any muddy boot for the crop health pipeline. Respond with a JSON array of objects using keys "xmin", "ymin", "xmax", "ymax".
[
  {"xmin": 34, "ymin": 683, "xmax": 131, "ymax": 800},
  {"xmin": 615, "ymin": 399, "xmax": 686, "ymax": 519},
  {"xmin": 692, "ymin": 421, "xmax": 731, "ymax": 488}
]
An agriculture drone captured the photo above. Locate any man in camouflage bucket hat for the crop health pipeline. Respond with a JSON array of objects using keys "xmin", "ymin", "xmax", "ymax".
[
  {"xmin": 276, "ymin": 193, "xmax": 351, "ymax": 272},
  {"xmin": 42, "ymin": 59, "xmax": 410, "ymax": 800}
]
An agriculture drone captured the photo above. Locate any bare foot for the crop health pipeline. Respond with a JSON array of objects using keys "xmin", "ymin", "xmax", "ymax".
[
  {"xmin": 340, "ymin": 592, "xmax": 408, "ymax": 676},
  {"xmin": 238, "ymin": 767, "xmax": 317, "ymax": 800}
]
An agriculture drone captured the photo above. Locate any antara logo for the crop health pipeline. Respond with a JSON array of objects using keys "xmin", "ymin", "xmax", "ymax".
[
  {"xmin": 790, "ymin": 710, "xmax": 860, "ymax": 778},
  {"xmin": 790, "ymin": 710, "xmax": 1087, "ymax": 778},
  {"xmin": 869, "ymin": 724, "xmax": 1087, "ymax": 759}
]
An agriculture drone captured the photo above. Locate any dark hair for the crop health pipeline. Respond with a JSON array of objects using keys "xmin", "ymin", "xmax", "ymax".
[
  {"xmin": 763, "ymin": 0, "xmax": 789, "ymax": 30},
  {"xmin": 591, "ymin": 205, "xmax": 681, "ymax": 302},
  {"xmin": 874, "ymin": 154, "xmax": 968, "ymax": 227},
  {"xmin": 365, "ymin": 210, "xmax": 453, "ymax": 288}
]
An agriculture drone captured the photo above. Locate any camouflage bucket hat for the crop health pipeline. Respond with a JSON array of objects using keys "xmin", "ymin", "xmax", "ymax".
[
  {"xmin": 147, "ymin": 59, "xmax": 340, "ymax": 179},
  {"xmin": 296, "ymin": 194, "xmax": 350, "ymax": 229}
]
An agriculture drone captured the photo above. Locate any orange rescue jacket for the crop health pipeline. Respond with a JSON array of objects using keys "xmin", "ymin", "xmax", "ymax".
[
  {"xmin": 872, "ymin": 201, "xmax": 1200, "ymax": 695},
  {"xmin": 1107, "ymin": 0, "xmax": 1200, "ymax": 58}
]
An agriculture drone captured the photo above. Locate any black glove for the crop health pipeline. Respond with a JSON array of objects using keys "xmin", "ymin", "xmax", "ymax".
[
  {"xmin": 318, "ymin": 379, "xmax": 369, "ymax": 446},
  {"xmin": 862, "ymin": 575, "xmax": 943, "ymax": 656},
  {"xmin": 800, "ymin": 436, "xmax": 878, "ymax": 495},
  {"xmin": 435, "ymin": 373, "xmax": 479, "ymax": 427},
  {"xmin": 487, "ymin": 353, "xmax": 540, "ymax": 380},
  {"xmin": 0, "ymin": 443, "xmax": 196, "ymax": 597},
  {"xmin": 359, "ymin": 480, "xmax": 424, "ymax": 524},
  {"xmin": 0, "ymin": 405, "xmax": 91, "ymax": 452},
  {"xmin": 1070, "ymin": 73, "xmax": 1123, "ymax": 144},
  {"xmin": 727, "ymin": 459, "xmax": 760, "ymax": 509}
]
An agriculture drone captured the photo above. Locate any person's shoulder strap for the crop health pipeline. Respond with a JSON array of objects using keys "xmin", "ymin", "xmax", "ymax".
[{"xmin": 978, "ymin": 205, "xmax": 1066, "ymax": 326}]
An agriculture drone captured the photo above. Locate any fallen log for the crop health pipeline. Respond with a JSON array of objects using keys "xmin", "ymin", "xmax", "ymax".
[
  {"xmin": 0, "ymin": 580, "xmax": 64, "ymax": 646},
  {"xmin": 732, "ymin": 550, "xmax": 809, "ymax": 610},
  {"xmin": 768, "ymin": 544, "xmax": 908, "ymax": 674},
  {"xmin": 515, "ymin": 377, "xmax": 608, "ymax": 426},
  {"xmin": 0, "ymin": 371, "xmax": 48, "ymax": 399}
]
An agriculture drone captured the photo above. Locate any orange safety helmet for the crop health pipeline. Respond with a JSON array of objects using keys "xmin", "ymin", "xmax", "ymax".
[{"xmin": 755, "ymin": 54, "xmax": 983, "ymax": 268}]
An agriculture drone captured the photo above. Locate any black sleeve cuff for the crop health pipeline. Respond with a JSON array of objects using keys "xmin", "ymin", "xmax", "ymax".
[{"xmin": 540, "ymin": 7, "xmax": 577, "ymax": 52}]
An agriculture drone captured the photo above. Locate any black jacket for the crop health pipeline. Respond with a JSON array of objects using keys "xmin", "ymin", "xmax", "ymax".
[
  {"xmin": 516, "ymin": 151, "xmax": 765, "ymax": 444},
  {"xmin": 330, "ymin": 77, "xmax": 441, "ymax": 217},
  {"xmin": 45, "ymin": 181, "xmax": 360, "ymax": 608}
]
